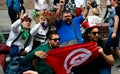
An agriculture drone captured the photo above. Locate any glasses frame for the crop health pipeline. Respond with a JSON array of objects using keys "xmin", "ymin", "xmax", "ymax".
[
  {"xmin": 51, "ymin": 38, "xmax": 60, "ymax": 42},
  {"xmin": 90, "ymin": 31, "xmax": 100, "ymax": 36}
]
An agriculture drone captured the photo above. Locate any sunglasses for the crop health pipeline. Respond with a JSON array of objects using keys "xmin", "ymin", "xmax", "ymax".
[
  {"xmin": 91, "ymin": 32, "xmax": 100, "ymax": 36},
  {"xmin": 51, "ymin": 38, "xmax": 60, "ymax": 42}
]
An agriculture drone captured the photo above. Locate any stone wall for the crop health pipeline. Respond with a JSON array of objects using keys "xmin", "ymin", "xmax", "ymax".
[{"xmin": 0, "ymin": 0, "xmax": 106, "ymax": 10}]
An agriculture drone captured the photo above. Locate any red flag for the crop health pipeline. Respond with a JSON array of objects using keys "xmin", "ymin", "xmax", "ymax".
[{"xmin": 45, "ymin": 42, "xmax": 99, "ymax": 74}]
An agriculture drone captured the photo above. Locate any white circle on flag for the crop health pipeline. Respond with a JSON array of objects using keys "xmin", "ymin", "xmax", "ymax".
[{"xmin": 64, "ymin": 48, "xmax": 92, "ymax": 73}]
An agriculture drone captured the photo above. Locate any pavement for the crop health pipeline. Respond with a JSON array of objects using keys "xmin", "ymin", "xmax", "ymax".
[
  {"xmin": 0, "ymin": 10, "xmax": 11, "ymax": 31},
  {"xmin": 0, "ymin": 9, "xmax": 120, "ymax": 74}
]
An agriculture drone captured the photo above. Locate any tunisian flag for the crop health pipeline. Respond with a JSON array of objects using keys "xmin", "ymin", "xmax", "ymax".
[{"xmin": 45, "ymin": 42, "xmax": 99, "ymax": 74}]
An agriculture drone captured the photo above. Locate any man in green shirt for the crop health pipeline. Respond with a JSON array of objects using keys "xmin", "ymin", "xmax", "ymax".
[{"xmin": 23, "ymin": 30, "xmax": 60, "ymax": 74}]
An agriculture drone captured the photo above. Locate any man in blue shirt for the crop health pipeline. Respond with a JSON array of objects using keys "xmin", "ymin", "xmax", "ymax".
[{"xmin": 55, "ymin": 0, "xmax": 90, "ymax": 46}]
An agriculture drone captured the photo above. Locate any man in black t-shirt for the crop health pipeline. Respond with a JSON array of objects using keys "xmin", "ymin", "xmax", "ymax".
[
  {"xmin": 111, "ymin": 0, "xmax": 120, "ymax": 68},
  {"xmin": 72, "ymin": 26, "xmax": 114, "ymax": 74}
]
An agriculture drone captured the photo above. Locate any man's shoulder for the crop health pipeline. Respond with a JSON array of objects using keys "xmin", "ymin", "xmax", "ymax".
[{"xmin": 37, "ymin": 43, "xmax": 48, "ymax": 47}]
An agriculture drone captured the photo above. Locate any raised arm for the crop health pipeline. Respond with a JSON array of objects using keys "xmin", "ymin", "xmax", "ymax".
[
  {"xmin": 56, "ymin": 0, "xmax": 65, "ymax": 21},
  {"xmin": 82, "ymin": 1, "xmax": 91, "ymax": 19},
  {"xmin": 112, "ymin": 15, "xmax": 119, "ymax": 39}
]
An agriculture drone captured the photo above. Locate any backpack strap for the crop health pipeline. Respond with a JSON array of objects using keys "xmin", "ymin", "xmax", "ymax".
[
  {"xmin": 72, "ymin": 21, "xmax": 78, "ymax": 42},
  {"xmin": 24, "ymin": 32, "xmax": 31, "ymax": 49},
  {"xmin": 11, "ymin": 30, "xmax": 31, "ymax": 48},
  {"xmin": 11, "ymin": 32, "xmax": 22, "ymax": 44}
]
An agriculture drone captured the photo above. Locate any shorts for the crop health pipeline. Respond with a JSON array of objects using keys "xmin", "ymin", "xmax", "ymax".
[{"xmin": 107, "ymin": 32, "xmax": 120, "ymax": 50}]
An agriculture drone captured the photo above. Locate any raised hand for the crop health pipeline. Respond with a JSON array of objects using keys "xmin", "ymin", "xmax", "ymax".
[{"xmin": 21, "ymin": 11, "xmax": 29, "ymax": 21}]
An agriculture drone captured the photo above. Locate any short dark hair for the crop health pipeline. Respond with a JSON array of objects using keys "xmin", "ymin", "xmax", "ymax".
[
  {"xmin": 62, "ymin": 10, "xmax": 72, "ymax": 16},
  {"xmin": 46, "ymin": 30, "xmax": 59, "ymax": 40},
  {"xmin": 25, "ymin": 17, "xmax": 32, "ymax": 22}
]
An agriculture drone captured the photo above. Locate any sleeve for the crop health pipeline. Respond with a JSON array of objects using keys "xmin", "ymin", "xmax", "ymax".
[
  {"xmin": 24, "ymin": 36, "xmax": 34, "ymax": 53},
  {"xmin": 24, "ymin": 45, "xmax": 43, "ymax": 61},
  {"xmin": 103, "ymin": 41, "xmax": 112, "ymax": 55},
  {"xmin": 30, "ymin": 23, "xmax": 41, "ymax": 36},
  {"xmin": 73, "ymin": 15, "xmax": 84, "ymax": 24},
  {"xmin": 55, "ymin": 20, "xmax": 62, "ymax": 29},
  {"xmin": 115, "ymin": 7, "xmax": 120, "ymax": 16},
  {"xmin": 23, "ymin": 50, "xmax": 35, "ymax": 61},
  {"xmin": 11, "ymin": 19, "xmax": 22, "ymax": 33}
]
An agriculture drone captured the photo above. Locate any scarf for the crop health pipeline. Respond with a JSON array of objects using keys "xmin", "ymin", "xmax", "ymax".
[{"xmin": 20, "ymin": 25, "xmax": 30, "ymax": 40}]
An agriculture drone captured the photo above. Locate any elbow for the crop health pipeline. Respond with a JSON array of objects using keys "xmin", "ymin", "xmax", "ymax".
[
  {"xmin": 111, "ymin": 59, "xmax": 115, "ymax": 66},
  {"xmin": 107, "ymin": 54, "xmax": 115, "ymax": 66},
  {"xmin": 109, "ymin": 59, "xmax": 115, "ymax": 66}
]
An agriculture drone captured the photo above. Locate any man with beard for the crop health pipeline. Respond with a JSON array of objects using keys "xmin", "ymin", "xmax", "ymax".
[
  {"xmin": 72, "ymin": 26, "xmax": 114, "ymax": 74},
  {"xmin": 21, "ymin": 30, "xmax": 60, "ymax": 74},
  {"xmin": 55, "ymin": 0, "xmax": 90, "ymax": 46}
]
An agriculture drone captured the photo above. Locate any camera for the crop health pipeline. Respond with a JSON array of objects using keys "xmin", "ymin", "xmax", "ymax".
[{"xmin": 91, "ymin": 1, "xmax": 98, "ymax": 8}]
